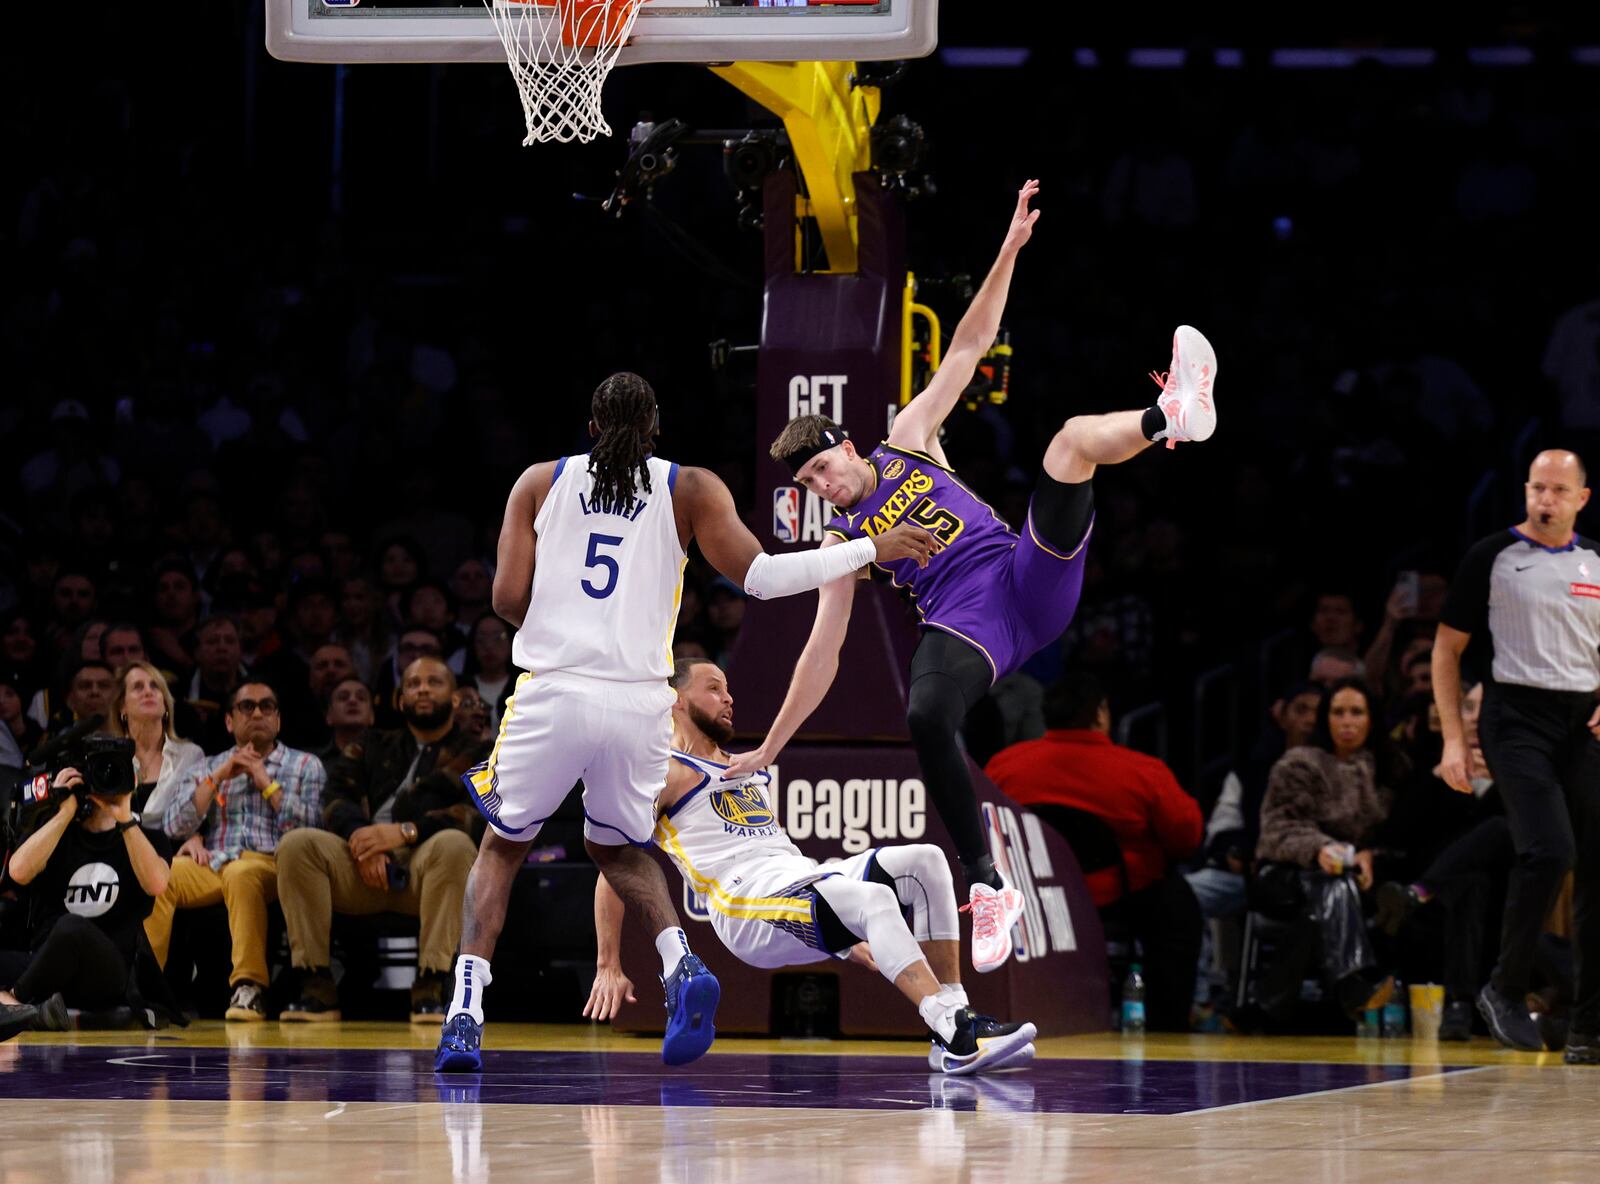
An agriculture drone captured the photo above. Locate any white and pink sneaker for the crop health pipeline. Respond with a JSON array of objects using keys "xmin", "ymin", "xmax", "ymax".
[
  {"xmin": 1149, "ymin": 324, "xmax": 1218, "ymax": 449},
  {"xmin": 964, "ymin": 881, "xmax": 1027, "ymax": 974}
]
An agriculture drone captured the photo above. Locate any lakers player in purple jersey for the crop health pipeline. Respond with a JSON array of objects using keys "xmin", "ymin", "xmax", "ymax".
[{"xmin": 724, "ymin": 181, "xmax": 1219, "ymax": 972}]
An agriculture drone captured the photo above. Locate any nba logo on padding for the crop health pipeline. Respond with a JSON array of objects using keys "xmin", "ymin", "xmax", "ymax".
[{"xmin": 772, "ymin": 487, "xmax": 800, "ymax": 544}]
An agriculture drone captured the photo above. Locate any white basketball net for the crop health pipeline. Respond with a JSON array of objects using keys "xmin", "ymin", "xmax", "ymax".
[{"xmin": 487, "ymin": 0, "xmax": 645, "ymax": 145}]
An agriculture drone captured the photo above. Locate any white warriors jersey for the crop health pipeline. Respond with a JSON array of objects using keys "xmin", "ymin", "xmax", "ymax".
[
  {"xmin": 512, "ymin": 454, "xmax": 687, "ymax": 684},
  {"xmin": 652, "ymin": 750, "xmax": 816, "ymax": 896}
]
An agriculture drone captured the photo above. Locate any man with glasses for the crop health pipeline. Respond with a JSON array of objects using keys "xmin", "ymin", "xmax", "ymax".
[{"xmin": 149, "ymin": 680, "xmax": 326, "ymax": 1021}]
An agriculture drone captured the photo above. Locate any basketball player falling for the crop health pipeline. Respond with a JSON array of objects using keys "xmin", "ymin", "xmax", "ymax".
[
  {"xmin": 725, "ymin": 181, "xmax": 1219, "ymax": 972},
  {"xmin": 435, "ymin": 375, "xmax": 936, "ymax": 1072},
  {"xmin": 584, "ymin": 659, "xmax": 1036, "ymax": 1075}
]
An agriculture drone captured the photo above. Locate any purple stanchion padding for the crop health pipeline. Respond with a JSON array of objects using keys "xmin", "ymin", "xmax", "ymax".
[{"xmin": 0, "ymin": 1044, "xmax": 1468, "ymax": 1115}]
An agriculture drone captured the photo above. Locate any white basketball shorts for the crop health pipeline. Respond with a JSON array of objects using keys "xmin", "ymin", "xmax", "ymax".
[{"xmin": 463, "ymin": 671, "xmax": 675, "ymax": 846}]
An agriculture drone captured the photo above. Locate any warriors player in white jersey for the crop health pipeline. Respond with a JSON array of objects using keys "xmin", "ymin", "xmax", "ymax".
[
  {"xmin": 583, "ymin": 659, "xmax": 1038, "ymax": 1075},
  {"xmin": 435, "ymin": 373, "xmax": 936, "ymax": 1072}
]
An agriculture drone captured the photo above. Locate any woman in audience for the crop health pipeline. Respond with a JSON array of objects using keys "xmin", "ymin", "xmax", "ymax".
[
  {"xmin": 1254, "ymin": 677, "xmax": 1403, "ymax": 1022},
  {"xmin": 463, "ymin": 614, "xmax": 516, "ymax": 730},
  {"xmin": 375, "ymin": 536, "xmax": 426, "ymax": 629},
  {"xmin": 108, "ymin": 660, "xmax": 206, "ymax": 833}
]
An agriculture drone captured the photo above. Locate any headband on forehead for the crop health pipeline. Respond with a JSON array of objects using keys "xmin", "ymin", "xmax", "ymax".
[{"xmin": 781, "ymin": 425, "xmax": 850, "ymax": 477}]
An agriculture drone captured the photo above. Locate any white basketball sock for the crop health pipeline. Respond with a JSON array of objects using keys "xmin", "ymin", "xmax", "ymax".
[
  {"xmin": 919, "ymin": 992, "xmax": 963, "ymax": 1044},
  {"xmin": 656, "ymin": 928, "xmax": 691, "ymax": 979},
  {"xmin": 448, "ymin": 955, "xmax": 492, "ymax": 1024},
  {"xmin": 941, "ymin": 983, "xmax": 969, "ymax": 1007}
]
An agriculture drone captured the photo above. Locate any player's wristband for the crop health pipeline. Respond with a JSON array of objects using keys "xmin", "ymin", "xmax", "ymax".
[
  {"xmin": 742, "ymin": 536, "xmax": 875, "ymax": 599},
  {"xmin": 262, "ymin": 780, "xmax": 282, "ymax": 801}
]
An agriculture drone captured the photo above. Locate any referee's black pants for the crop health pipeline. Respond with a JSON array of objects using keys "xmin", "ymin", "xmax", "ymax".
[{"xmin": 1479, "ymin": 683, "xmax": 1600, "ymax": 1032}]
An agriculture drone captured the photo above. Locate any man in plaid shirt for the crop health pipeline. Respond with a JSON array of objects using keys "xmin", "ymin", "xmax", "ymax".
[{"xmin": 143, "ymin": 679, "xmax": 325, "ymax": 1021}]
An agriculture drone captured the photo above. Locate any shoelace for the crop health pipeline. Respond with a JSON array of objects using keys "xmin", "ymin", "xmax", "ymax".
[
  {"xmin": 1148, "ymin": 368, "xmax": 1184, "ymax": 448},
  {"xmin": 959, "ymin": 895, "xmax": 1001, "ymax": 941}
]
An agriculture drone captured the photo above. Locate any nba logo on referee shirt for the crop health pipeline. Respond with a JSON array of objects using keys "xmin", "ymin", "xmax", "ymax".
[{"xmin": 773, "ymin": 487, "xmax": 800, "ymax": 544}]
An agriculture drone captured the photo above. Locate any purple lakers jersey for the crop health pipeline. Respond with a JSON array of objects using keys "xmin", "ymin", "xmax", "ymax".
[{"xmin": 825, "ymin": 443, "xmax": 1019, "ymax": 622}]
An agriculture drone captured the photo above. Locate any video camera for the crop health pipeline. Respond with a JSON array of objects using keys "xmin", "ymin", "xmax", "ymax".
[{"xmin": 4, "ymin": 716, "xmax": 136, "ymax": 846}]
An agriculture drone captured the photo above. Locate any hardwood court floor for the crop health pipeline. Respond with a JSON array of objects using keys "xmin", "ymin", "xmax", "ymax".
[{"xmin": 2, "ymin": 1024, "xmax": 1596, "ymax": 1183}]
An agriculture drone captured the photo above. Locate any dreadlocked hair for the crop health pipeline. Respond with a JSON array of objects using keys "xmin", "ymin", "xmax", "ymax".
[{"xmin": 588, "ymin": 372, "xmax": 657, "ymax": 517}]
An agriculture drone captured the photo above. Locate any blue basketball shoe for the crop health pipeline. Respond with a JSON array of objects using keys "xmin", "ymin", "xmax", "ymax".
[
  {"xmin": 661, "ymin": 954, "xmax": 720, "ymax": 1066},
  {"xmin": 434, "ymin": 1013, "xmax": 483, "ymax": 1073}
]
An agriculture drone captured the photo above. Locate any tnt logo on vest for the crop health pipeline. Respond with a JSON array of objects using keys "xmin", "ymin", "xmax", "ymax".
[{"xmin": 64, "ymin": 862, "xmax": 122, "ymax": 918}]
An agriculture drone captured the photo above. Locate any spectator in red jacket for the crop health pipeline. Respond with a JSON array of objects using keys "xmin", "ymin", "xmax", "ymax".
[{"xmin": 986, "ymin": 672, "xmax": 1204, "ymax": 1030}]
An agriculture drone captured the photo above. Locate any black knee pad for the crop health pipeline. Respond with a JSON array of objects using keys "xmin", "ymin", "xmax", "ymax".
[
  {"xmin": 811, "ymin": 886, "xmax": 865, "ymax": 954},
  {"xmin": 1030, "ymin": 470, "xmax": 1094, "ymax": 555}
]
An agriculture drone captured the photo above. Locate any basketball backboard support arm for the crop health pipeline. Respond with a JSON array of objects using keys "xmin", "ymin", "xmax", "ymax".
[{"xmin": 710, "ymin": 61, "xmax": 878, "ymax": 275}]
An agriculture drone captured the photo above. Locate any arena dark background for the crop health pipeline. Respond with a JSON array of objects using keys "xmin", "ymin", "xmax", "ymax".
[{"xmin": 6, "ymin": 4, "xmax": 1600, "ymax": 791}]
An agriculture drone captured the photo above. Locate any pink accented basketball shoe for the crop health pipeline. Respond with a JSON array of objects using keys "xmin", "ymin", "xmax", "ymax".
[
  {"xmin": 1148, "ymin": 325, "xmax": 1218, "ymax": 449},
  {"xmin": 965, "ymin": 881, "xmax": 1027, "ymax": 974}
]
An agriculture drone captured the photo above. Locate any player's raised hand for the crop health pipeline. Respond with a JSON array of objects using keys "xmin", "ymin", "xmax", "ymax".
[
  {"xmin": 873, "ymin": 522, "xmax": 937, "ymax": 568},
  {"xmin": 1002, "ymin": 178, "xmax": 1041, "ymax": 254}
]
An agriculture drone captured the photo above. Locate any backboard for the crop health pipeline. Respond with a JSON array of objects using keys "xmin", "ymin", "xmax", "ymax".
[{"xmin": 265, "ymin": 0, "xmax": 937, "ymax": 66}]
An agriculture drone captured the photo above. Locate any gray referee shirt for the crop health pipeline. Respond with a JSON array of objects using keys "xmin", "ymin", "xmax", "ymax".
[{"xmin": 1441, "ymin": 528, "xmax": 1600, "ymax": 693}]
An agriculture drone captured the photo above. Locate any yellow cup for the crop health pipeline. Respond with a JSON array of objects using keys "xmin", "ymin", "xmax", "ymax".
[{"xmin": 1409, "ymin": 983, "xmax": 1445, "ymax": 1040}]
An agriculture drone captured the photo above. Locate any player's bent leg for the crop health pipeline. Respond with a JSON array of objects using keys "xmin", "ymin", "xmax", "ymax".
[
  {"xmin": 812, "ymin": 875, "xmax": 1032, "ymax": 1073},
  {"xmin": 1042, "ymin": 325, "xmax": 1219, "ymax": 479},
  {"xmin": 588, "ymin": 839, "xmax": 720, "ymax": 1066},
  {"xmin": 1042, "ymin": 410, "xmax": 1151, "ymax": 484}
]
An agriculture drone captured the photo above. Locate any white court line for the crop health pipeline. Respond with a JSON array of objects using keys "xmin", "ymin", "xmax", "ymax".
[{"xmin": 1187, "ymin": 1064, "xmax": 1496, "ymax": 1115}]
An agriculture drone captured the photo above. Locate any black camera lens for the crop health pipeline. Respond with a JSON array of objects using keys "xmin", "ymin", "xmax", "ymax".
[{"xmin": 80, "ymin": 736, "xmax": 137, "ymax": 797}]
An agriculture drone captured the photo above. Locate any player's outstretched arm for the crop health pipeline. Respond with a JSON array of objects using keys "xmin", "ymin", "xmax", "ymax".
[
  {"xmin": 584, "ymin": 872, "xmax": 637, "ymax": 1022},
  {"xmin": 888, "ymin": 180, "xmax": 1040, "ymax": 457},
  {"xmin": 491, "ymin": 461, "xmax": 558, "ymax": 629},
  {"xmin": 721, "ymin": 562, "xmax": 857, "ymax": 780},
  {"xmin": 678, "ymin": 467, "xmax": 934, "ymax": 596}
]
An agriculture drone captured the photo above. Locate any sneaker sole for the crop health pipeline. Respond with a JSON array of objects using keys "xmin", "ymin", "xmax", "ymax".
[
  {"xmin": 435, "ymin": 1046, "xmax": 483, "ymax": 1073},
  {"xmin": 662, "ymin": 974, "xmax": 720, "ymax": 1067},
  {"xmin": 1168, "ymin": 325, "xmax": 1218, "ymax": 443},
  {"xmin": 935, "ymin": 1024, "xmax": 1037, "ymax": 1077},
  {"xmin": 224, "ymin": 1009, "xmax": 267, "ymax": 1023},
  {"xmin": 930, "ymin": 1037, "xmax": 1037, "ymax": 1074}
]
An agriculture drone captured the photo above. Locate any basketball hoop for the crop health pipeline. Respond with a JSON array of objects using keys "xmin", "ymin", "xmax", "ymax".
[{"xmin": 487, "ymin": 0, "xmax": 646, "ymax": 145}]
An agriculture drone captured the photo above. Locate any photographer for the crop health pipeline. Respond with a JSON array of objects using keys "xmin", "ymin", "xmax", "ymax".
[{"xmin": 0, "ymin": 762, "xmax": 174, "ymax": 1041}]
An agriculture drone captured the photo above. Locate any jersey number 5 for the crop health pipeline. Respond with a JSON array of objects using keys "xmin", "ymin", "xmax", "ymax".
[
  {"xmin": 906, "ymin": 497, "xmax": 964, "ymax": 549},
  {"xmin": 582, "ymin": 533, "xmax": 624, "ymax": 599}
]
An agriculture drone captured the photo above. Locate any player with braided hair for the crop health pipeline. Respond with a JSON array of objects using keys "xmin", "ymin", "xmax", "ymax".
[{"xmin": 436, "ymin": 371, "xmax": 937, "ymax": 1073}]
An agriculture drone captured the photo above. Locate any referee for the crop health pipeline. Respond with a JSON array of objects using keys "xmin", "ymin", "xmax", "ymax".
[{"xmin": 1434, "ymin": 449, "xmax": 1600, "ymax": 1062}]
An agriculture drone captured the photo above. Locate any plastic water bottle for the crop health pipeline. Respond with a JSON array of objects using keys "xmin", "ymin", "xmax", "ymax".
[
  {"xmin": 1121, "ymin": 964, "xmax": 1147, "ymax": 1034},
  {"xmin": 1357, "ymin": 1008, "xmax": 1381, "ymax": 1039},
  {"xmin": 1381, "ymin": 979, "xmax": 1408, "ymax": 1038}
]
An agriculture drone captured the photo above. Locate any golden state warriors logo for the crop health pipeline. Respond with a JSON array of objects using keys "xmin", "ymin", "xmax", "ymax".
[
  {"xmin": 882, "ymin": 457, "xmax": 906, "ymax": 481},
  {"xmin": 710, "ymin": 784, "xmax": 776, "ymax": 830}
]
